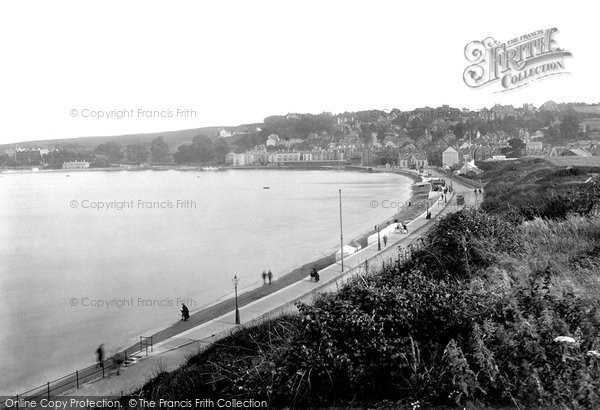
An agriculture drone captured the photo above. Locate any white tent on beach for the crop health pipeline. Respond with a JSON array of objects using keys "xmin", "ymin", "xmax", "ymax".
[
  {"xmin": 458, "ymin": 160, "xmax": 483, "ymax": 176},
  {"xmin": 335, "ymin": 244, "xmax": 361, "ymax": 261}
]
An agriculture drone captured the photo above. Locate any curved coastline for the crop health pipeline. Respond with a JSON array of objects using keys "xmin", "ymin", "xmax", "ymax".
[
  {"xmin": 110, "ymin": 166, "xmax": 423, "ymax": 353},
  {"xmin": 8, "ymin": 166, "xmax": 424, "ymax": 395}
]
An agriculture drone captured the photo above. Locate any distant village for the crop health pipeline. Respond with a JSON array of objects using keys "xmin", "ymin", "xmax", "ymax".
[
  {"xmin": 3, "ymin": 101, "xmax": 600, "ymax": 173},
  {"xmin": 222, "ymin": 101, "xmax": 600, "ymax": 176}
]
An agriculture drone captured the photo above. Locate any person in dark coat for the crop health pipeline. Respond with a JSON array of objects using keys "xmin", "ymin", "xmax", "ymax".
[
  {"xmin": 261, "ymin": 270, "xmax": 267, "ymax": 285},
  {"xmin": 310, "ymin": 267, "xmax": 320, "ymax": 282},
  {"xmin": 181, "ymin": 303, "xmax": 189, "ymax": 321},
  {"xmin": 267, "ymin": 270, "xmax": 273, "ymax": 284},
  {"xmin": 113, "ymin": 352, "xmax": 125, "ymax": 375},
  {"xmin": 96, "ymin": 344, "xmax": 104, "ymax": 369}
]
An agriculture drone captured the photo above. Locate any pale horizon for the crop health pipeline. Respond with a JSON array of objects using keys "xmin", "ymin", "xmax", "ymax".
[{"xmin": 1, "ymin": 0, "xmax": 598, "ymax": 145}]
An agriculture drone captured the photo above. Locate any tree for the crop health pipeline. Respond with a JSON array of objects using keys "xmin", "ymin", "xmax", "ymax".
[
  {"xmin": 191, "ymin": 135, "xmax": 215, "ymax": 163},
  {"xmin": 149, "ymin": 136, "xmax": 170, "ymax": 163},
  {"xmin": 408, "ymin": 118, "xmax": 426, "ymax": 140},
  {"xmin": 94, "ymin": 141, "xmax": 122, "ymax": 163},
  {"xmin": 0, "ymin": 153, "xmax": 17, "ymax": 167},
  {"xmin": 426, "ymin": 147, "xmax": 445, "ymax": 167},
  {"xmin": 509, "ymin": 138, "xmax": 525, "ymax": 155},
  {"xmin": 125, "ymin": 144, "xmax": 149, "ymax": 165},
  {"xmin": 560, "ymin": 114, "xmax": 580, "ymax": 140},
  {"xmin": 173, "ymin": 134, "xmax": 215, "ymax": 164},
  {"xmin": 501, "ymin": 138, "xmax": 525, "ymax": 158},
  {"xmin": 213, "ymin": 139, "xmax": 230, "ymax": 163},
  {"xmin": 452, "ymin": 122, "xmax": 465, "ymax": 140}
]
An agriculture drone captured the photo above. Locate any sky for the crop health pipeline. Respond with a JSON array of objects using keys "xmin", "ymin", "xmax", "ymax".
[{"xmin": 0, "ymin": 0, "xmax": 598, "ymax": 145}]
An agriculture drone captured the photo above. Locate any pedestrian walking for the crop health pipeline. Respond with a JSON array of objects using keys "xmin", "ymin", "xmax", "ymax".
[
  {"xmin": 96, "ymin": 344, "xmax": 104, "ymax": 369},
  {"xmin": 261, "ymin": 270, "xmax": 267, "ymax": 285},
  {"xmin": 112, "ymin": 352, "xmax": 125, "ymax": 376},
  {"xmin": 310, "ymin": 267, "xmax": 320, "ymax": 282},
  {"xmin": 267, "ymin": 270, "xmax": 273, "ymax": 284},
  {"xmin": 180, "ymin": 303, "xmax": 189, "ymax": 321},
  {"xmin": 383, "ymin": 235, "xmax": 388, "ymax": 247}
]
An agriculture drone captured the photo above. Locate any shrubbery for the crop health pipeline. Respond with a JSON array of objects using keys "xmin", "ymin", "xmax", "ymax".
[
  {"xmin": 481, "ymin": 160, "xmax": 600, "ymax": 220},
  {"xmin": 412, "ymin": 209, "xmax": 521, "ymax": 280},
  {"xmin": 131, "ymin": 225, "xmax": 600, "ymax": 407}
]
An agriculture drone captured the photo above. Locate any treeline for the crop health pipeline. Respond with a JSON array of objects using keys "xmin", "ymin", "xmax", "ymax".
[
  {"xmin": 262, "ymin": 113, "xmax": 336, "ymax": 139},
  {"xmin": 72, "ymin": 135, "xmax": 232, "ymax": 167},
  {"xmin": 173, "ymin": 135, "xmax": 229, "ymax": 164},
  {"xmin": 93, "ymin": 136, "xmax": 171, "ymax": 166},
  {"xmin": 123, "ymin": 159, "xmax": 600, "ymax": 408}
]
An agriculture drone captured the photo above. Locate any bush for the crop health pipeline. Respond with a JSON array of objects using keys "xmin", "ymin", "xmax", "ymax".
[
  {"xmin": 128, "ymin": 206, "xmax": 600, "ymax": 408},
  {"xmin": 412, "ymin": 209, "xmax": 521, "ymax": 280}
]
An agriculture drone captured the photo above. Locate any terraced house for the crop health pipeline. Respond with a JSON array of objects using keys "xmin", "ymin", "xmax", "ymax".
[{"xmin": 398, "ymin": 151, "xmax": 428, "ymax": 170}]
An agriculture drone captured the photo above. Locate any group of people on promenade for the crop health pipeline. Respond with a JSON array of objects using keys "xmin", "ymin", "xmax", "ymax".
[
  {"xmin": 261, "ymin": 270, "xmax": 273, "ymax": 285},
  {"xmin": 96, "ymin": 344, "xmax": 125, "ymax": 377},
  {"xmin": 395, "ymin": 222, "xmax": 408, "ymax": 234}
]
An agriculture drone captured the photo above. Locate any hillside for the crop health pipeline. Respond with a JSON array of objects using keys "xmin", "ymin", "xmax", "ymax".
[
  {"xmin": 120, "ymin": 161, "xmax": 600, "ymax": 408},
  {"xmin": 0, "ymin": 123, "xmax": 262, "ymax": 150}
]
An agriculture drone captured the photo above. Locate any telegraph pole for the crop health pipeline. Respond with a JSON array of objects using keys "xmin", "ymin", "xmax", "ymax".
[
  {"xmin": 339, "ymin": 189, "xmax": 344, "ymax": 272},
  {"xmin": 232, "ymin": 275, "xmax": 240, "ymax": 324}
]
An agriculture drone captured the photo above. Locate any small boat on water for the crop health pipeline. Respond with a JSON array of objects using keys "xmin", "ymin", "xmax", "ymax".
[{"xmin": 263, "ymin": 186, "xmax": 270, "ymax": 189}]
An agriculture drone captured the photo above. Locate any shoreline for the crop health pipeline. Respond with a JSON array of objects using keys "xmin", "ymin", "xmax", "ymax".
[
  {"xmin": 117, "ymin": 166, "xmax": 421, "ymax": 335},
  {"xmin": 0, "ymin": 163, "xmax": 422, "ymax": 178},
  {"xmin": 7, "ymin": 167, "xmax": 424, "ymax": 395},
  {"xmin": 183, "ymin": 167, "xmax": 423, "ymax": 316},
  {"xmin": 115, "ymin": 168, "xmax": 422, "ymax": 348}
]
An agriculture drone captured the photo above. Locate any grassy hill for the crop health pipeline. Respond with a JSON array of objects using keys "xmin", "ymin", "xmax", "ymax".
[{"xmin": 0, "ymin": 123, "xmax": 262, "ymax": 150}]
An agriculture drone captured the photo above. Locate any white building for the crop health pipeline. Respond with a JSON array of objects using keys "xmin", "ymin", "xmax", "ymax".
[
  {"xmin": 526, "ymin": 141, "xmax": 543, "ymax": 151},
  {"xmin": 62, "ymin": 161, "xmax": 90, "ymax": 169},
  {"xmin": 218, "ymin": 129, "xmax": 233, "ymax": 138},
  {"xmin": 266, "ymin": 134, "xmax": 280, "ymax": 147},
  {"xmin": 442, "ymin": 147, "xmax": 459, "ymax": 167},
  {"xmin": 270, "ymin": 152, "xmax": 302, "ymax": 163}
]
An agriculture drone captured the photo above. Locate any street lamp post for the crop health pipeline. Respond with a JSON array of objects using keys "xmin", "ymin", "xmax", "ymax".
[
  {"xmin": 232, "ymin": 275, "xmax": 240, "ymax": 325},
  {"xmin": 376, "ymin": 225, "xmax": 381, "ymax": 251}
]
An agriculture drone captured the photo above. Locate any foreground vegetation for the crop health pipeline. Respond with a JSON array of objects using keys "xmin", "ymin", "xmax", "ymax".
[{"xmin": 126, "ymin": 161, "xmax": 600, "ymax": 408}]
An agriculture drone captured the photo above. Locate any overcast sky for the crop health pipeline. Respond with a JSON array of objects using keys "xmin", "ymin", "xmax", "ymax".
[{"xmin": 0, "ymin": 0, "xmax": 597, "ymax": 145}]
